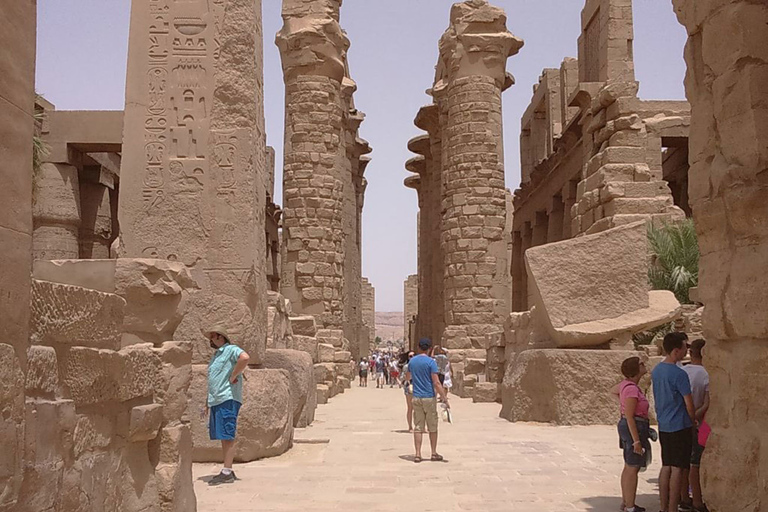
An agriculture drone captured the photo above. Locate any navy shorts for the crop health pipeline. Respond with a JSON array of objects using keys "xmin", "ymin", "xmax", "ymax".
[
  {"xmin": 618, "ymin": 417, "xmax": 652, "ymax": 468},
  {"xmin": 209, "ymin": 400, "xmax": 241, "ymax": 441}
]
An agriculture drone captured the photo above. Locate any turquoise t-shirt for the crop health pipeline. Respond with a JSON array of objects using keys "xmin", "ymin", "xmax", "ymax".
[{"xmin": 207, "ymin": 343, "xmax": 245, "ymax": 407}]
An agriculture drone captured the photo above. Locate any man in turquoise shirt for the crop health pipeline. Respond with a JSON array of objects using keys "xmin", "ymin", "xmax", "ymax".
[{"xmin": 204, "ymin": 325, "xmax": 250, "ymax": 485}]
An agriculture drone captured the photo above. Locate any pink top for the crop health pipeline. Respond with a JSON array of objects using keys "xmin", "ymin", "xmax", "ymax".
[{"xmin": 619, "ymin": 380, "xmax": 650, "ymax": 419}]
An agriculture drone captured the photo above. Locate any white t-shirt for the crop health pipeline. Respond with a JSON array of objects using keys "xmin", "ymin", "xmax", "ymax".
[{"xmin": 683, "ymin": 364, "xmax": 709, "ymax": 410}]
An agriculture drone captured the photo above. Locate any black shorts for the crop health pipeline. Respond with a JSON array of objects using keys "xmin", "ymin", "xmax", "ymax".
[
  {"xmin": 660, "ymin": 427, "xmax": 693, "ymax": 469},
  {"xmin": 691, "ymin": 427, "xmax": 704, "ymax": 465},
  {"xmin": 438, "ymin": 373, "xmax": 445, "ymax": 385}
]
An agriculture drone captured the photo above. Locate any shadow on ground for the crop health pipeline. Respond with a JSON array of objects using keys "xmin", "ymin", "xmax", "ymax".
[
  {"xmin": 397, "ymin": 454, "xmax": 450, "ymax": 463},
  {"xmin": 581, "ymin": 493, "xmax": 658, "ymax": 511}
]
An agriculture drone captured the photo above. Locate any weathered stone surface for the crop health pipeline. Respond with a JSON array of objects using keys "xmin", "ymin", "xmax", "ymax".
[
  {"xmin": 263, "ymin": 349, "xmax": 316, "ymax": 428},
  {"xmin": 316, "ymin": 384, "xmax": 330, "ymax": 405},
  {"xmin": 314, "ymin": 363, "xmax": 337, "ymax": 385},
  {"xmin": 472, "ymin": 382, "xmax": 501, "ymax": 403},
  {"xmin": 32, "ymin": 259, "xmax": 117, "ymax": 293},
  {"xmin": 333, "ymin": 350, "xmax": 351, "ymax": 363},
  {"xmin": 674, "ymin": 3, "xmax": 768, "ymax": 507},
  {"xmin": 25, "ymin": 345, "xmax": 58, "ymax": 395},
  {"xmin": 266, "ymin": 292, "xmax": 293, "ymax": 350},
  {"xmin": 152, "ymin": 341, "xmax": 193, "ymax": 425},
  {"xmin": 191, "ymin": 367, "xmax": 293, "ymax": 462},
  {"xmin": 120, "ymin": 0, "xmax": 268, "ymax": 368},
  {"xmin": 115, "ymin": 259, "xmax": 198, "ymax": 346},
  {"xmin": 128, "ymin": 404, "xmax": 164, "ymax": 442},
  {"xmin": 525, "ymin": 221, "xmax": 649, "ymax": 328},
  {"xmin": 0, "ymin": 344, "xmax": 25, "ymax": 509},
  {"xmin": 288, "ymin": 335, "xmax": 318, "ymax": 363},
  {"xmin": 318, "ymin": 343, "xmax": 336, "ymax": 363},
  {"xmin": 290, "ymin": 315, "xmax": 317, "ymax": 337},
  {"xmin": 154, "ymin": 424, "xmax": 196, "ymax": 512},
  {"xmin": 30, "ymin": 279, "xmax": 125, "ymax": 349},
  {"xmin": 62, "ymin": 344, "xmax": 161, "ymax": 406},
  {"xmin": 501, "ymin": 349, "xmax": 647, "ymax": 425}
]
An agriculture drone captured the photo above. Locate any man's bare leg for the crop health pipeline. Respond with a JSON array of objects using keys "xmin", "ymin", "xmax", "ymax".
[
  {"xmin": 681, "ymin": 468, "xmax": 691, "ymax": 505},
  {"xmin": 413, "ymin": 431, "xmax": 423, "ymax": 459},
  {"xmin": 690, "ymin": 465, "xmax": 704, "ymax": 507},
  {"xmin": 659, "ymin": 466, "xmax": 671, "ymax": 511},
  {"xmin": 221, "ymin": 440, "xmax": 236, "ymax": 470},
  {"xmin": 669, "ymin": 467, "xmax": 683, "ymax": 512},
  {"xmin": 429, "ymin": 431, "xmax": 438, "ymax": 456}
]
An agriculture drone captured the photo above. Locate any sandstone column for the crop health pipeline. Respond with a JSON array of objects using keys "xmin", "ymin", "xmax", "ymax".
[
  {"xmin": 674, "ymin": 1, "xmax": 768, "ymax": 508},
  {"xmin": 0, "ymin": 1, "xmax": 35, "ymax": 508},
  {"xmin": 437, "ymin": 0, "xmax": 523, "ymax": 351},
  {"xmin": 32, "ymin": 162, "xmax": 81, "ymax": 260},
  {"xmin": 277, "ymin": 0, "xmax": 349, "ymax": 332},
  {"xmin": 119, "ymin": 0, "xmax": 268, "ymax": 364}
]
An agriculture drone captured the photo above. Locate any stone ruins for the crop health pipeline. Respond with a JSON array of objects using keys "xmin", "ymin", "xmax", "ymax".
[{"xmin": 1, "ymin": 0, "xmax": 765, "ymax": 510}]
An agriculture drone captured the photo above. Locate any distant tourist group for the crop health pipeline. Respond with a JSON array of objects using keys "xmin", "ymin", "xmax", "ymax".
[
  {"xmin": 618, "ymin": 332, "xmax": 710, "ymax": 512},
  {"xmin": 360, "ymin": 339, "xmax": 452, "ymax": 462}
]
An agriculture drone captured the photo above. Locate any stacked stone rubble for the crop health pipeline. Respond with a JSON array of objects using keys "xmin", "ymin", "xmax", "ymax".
[
  {"xmin": 277, "ymin": 0, "xmax": 370, "ymax": 397},
  {"xmin": 405, "ymin": 0, "xmax": 522, "ymax": 397},
  {"xmin": 674, "ymin": 0, "xmax": 768, "ymax": 509}
]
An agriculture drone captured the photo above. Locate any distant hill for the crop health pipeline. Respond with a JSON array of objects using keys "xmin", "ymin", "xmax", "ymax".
[{"xmin": 375, "ymin": 311, "xmax": 403, "ymax": 342}]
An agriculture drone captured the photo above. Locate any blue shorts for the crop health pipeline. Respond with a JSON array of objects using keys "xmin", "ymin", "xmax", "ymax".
[
  {"xmin": 209, "ymin": 400, "xmax": 241, "ymax": 440},
  {"xmin": 618, "ymin": 417, "xmax": 652, "ymax": 468}
]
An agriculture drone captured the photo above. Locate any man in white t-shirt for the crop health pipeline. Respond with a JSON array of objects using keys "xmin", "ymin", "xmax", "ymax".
[{"xmin": 681, "ymin": 339, "xmax": 710, "ymax": 512}]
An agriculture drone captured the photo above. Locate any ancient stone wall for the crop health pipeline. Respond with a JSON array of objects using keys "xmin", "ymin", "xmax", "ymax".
[
  {"xmin": 0, "ymin": 1, "xmax": 36, "ymax": 508},
  {"xmin": 119, "ymin": 0, "xmax": 268, "ymax": 366},
  {"xmin": 510, "ymin": 0, "xmax": 690, "ymax": 312},
  {"xmin": 674, "ymin": 1, "xmax": 768, "ymax": 509}
]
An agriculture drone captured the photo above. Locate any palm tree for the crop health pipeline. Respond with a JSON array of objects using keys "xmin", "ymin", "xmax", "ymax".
[
  {"xmin": 33, "ymin": 94, "xmax": 49, "ymax": 174},
  {"xmin": 647, "ymin": 219, "xmax": 699, "ymax": 304}
]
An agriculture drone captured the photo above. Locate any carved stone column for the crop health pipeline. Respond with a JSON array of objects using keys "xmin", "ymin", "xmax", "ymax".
[
  {"xmin": 438, "ymin": 0, "xmax": 523, "ymax": 350},
  {"xmin": 32, "ymin": 162, "xmax": 81, "ymax": 260},
  {"xmin": 277, "ymin": 0, "xmax": 349, "ymax": 331},
  {"xmin": 674, "ymin": 1, "xmax": 768, "ymax": 508},
  {"xmin": 119, "ymin": 0, "xmax": 268, "ymax": 365}
]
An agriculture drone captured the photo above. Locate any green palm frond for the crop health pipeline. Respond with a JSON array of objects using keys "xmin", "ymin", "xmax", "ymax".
[{"xmin": 647, "ymin": 219, "xmax": 699, "ymax": 304}]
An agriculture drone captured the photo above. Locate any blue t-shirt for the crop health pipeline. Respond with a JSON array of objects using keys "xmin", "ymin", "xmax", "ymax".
[
  {"xmin": 408, "ymin": 354, "xmax": 438, "ymax": 398},
  {"xmin": 207, "ymin": 343, "xmax": 245, "ymax": 407},
  {"xmin": 651, "ymin": 361, "xmax": 693, "ymax": 432}
]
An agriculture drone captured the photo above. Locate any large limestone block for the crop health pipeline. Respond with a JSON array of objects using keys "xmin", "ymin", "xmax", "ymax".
[
  {"xmin": 525, "ymin": 222, "xmax": 649, "ymax": 328},
  {"xmin": 526, "ymin": 222, "xmax": 681, "ymax": 347},
  {"xmin": 152, "ymin": 341, "xmax": 193, "ymax": 425},
  {"xmin": 318, "ymin": 343, "xmax": 336, "ymax": 363},
  {"xmin": 30, "ymin": 279, "xmax": 125, "ymax": 350},
  {"xmin": 290, "ymin": 315, "xmax": 317, "ymax": 337},
  {"xmin": 288, "ymin": 334, "xmax": 318, "ymax": 362},
  {"xmin": 153, "ymin": 425, "xmax": 196, "ymax": 512},
  {"xmin": 191, "ymin": 367, "xmax": 293, "ymax": 462},
  {"xmin": 25, "ymin": 345, "xmax": 58, "ymax": 395},
  {"xmin": 62, "ymin": 344, "xmax": 161, "ymax": 406},
  {"xmin": 115, "ymin": 259, "xmax": 198, "ymax": 346},
  {"xmin": 128, "ymin": 404, "xmax": 164, "ymax": 442},
  {"xmin": 500, "ymin": 349, "xmax": 647, "ymax": 425},
  {"xmin": 263, "ymin": 349, "xmax": 316, "ymax": 428},
  {"xmin": 0, "ymin": 344, "xmax": 25, "ymax": 510},
  {"xmin": 314, "ymin": 363, "xmax": 337, "ymax": 384},
  {"xmin": 473, "ymin": 382, "xmax": 501, "ymax": 403}
]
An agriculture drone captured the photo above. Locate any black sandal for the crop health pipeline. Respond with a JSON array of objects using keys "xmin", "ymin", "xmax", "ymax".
[
  {"xmin": 430, "ymin": 454, "xmax": 444, "ymax": 461},
  {"xmin": 414, "ymin": 456, "xmax": 422, "ymax": 463}
]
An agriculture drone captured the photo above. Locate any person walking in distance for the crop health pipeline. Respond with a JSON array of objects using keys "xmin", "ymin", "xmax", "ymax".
[
  {"xmin": 203, "ymin": 325, "xmax": 250, "ymax": 485},
  {"xmin": 652, "ymin": 332, "xmax": 695, "ymax": 512},
  {"xmin": 375, "ymin": 356, "xmax": 386, "ymax": 388},
  {"xmin": 405, "ymin": 338, "xmax": 449, "ymax": 463},
  {"xmin": 401, "ymin": 351, "xmax": 415, "ymax": 432},
  {"xmin": 358, "ymin": 357, "xmax": 369, "ymax": 387},
  {"xmin": 680, "ymin": 339, "xmax": 710, "ymax": 512}
]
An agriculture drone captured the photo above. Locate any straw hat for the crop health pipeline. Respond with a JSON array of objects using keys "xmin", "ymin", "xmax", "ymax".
[{"xmin": 202, "ymin": 323, "xmax": 231, "ymax": 343}]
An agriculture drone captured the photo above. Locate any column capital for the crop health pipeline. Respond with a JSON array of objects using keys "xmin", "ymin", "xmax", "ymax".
[
  {"xmin": 436, "ymin": 0, "xmax": 524, "ymax": 88},
  {"xmin": 276, "ymin": 1, "xmax": 349, "ymax": 83}
]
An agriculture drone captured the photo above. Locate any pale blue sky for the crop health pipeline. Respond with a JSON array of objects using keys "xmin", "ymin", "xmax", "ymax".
[{"xmin": 36, "ymin": 0, "xmax": 687, "ymax": 311}]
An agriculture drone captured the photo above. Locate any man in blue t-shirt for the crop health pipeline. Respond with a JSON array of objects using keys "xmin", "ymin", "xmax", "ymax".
[
  {"xmin": 652, "ymin": 332, "xmax": 695, "ymax": 512},
  {"xmin": 405, "ymin": 338, "xmax": 449, "ymax": 463},
  {"xmin": 204, "ymin": 325, "xmax": 250, "ymax": 485}
]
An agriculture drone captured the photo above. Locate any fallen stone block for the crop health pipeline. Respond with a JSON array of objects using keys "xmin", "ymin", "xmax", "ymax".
[
  {"xmin": 473, "ymin": 382, "xmax": 501, "ymax": 403},
  {"xmin": 333, "ymin": 350, "xmax": 351, "ymax": 363},
  {"xmin": 263, "ymin": 349, "xmax": 317, "ymax": 428},
  {"xmin": 191, "ymin": 368, "xmax": 293, "ymax": 462},
  {"xmin": 128, "ymin": 404, "xmax": 164, "ymax": 442},
  {"xmin": 288, "ymin": 335, "xmax": 318, "ymax": 362},
  {"xmin": 25, "ymin": 345, "xmax": 58, "ymax": 395},
  {"xmin": 289, "ymin": 315, "xmax": 317, "ymax": 337},
  {"xmin": 30, "ymin": 279, "xmax": 125, "ymax": 350},
  {"xmin": 501, "ymin": 349, "xmax": 648, "ymax": 425},
  {"xmin": 318, "ymin": 343, "xmax": 336, "ymax": 363},
  {"xmin": 316, "ymin": 384, "xmax": 330, "ymax": 404}
]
